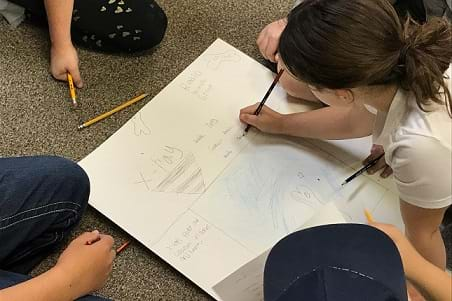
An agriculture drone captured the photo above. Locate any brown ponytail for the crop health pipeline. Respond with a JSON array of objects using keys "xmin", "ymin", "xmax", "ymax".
[
  {"xmin": 279, "ymin": 0, "xmax": 452, "ymax": 117},
  {"xmin": 400, "ymin": 17, "xmax": 452, "ymax": 116}
]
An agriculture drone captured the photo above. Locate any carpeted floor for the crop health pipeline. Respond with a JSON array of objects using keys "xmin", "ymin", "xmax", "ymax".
[{"xmin": 1, "ymin": 1, "xmax": 451, "ymax": 300}]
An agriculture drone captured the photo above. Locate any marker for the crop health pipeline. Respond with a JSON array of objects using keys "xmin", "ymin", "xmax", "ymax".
[
  {"xmin": 341, "ymin": 153, "xmax": 385, "ymax": 186},
  {"xmin": 78, "ymin": 93, "xmax": 149, "ymax": 130},
  {"xmin": 243, "ymin": 69, "xmax": 284, "ymax": 134},
  {"xmin": 116, "ymin": 241, "xmax": 131, "ymax": 254},
  {"xmin": 67, "ymin": 73, "xmax": 78, "ymax": 108}
]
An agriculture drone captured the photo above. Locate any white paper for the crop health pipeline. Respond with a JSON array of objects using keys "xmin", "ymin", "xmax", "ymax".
[{"xmin": 80, "ymin": 39, "xmax": 403, "ymax": 300}]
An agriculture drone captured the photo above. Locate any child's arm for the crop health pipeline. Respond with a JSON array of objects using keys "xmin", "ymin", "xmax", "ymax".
[
  {"xmin": 0, "ymin": 231, "xmax": 115, "ymax": 301},
  {"xmin": 239, "ymin": 102, "xmax": 375, "ymax": 139},
  {"xmin": 0, "ymin": 266, "xmax": 78, "ymax": 301},
  {"xmin": 44, "ymin": 0, "xmax": 83, "ymax": 87},
  {"xmin": 408, "ymin": 255, "xmax": 452, "ymax": 301},
  {"xmin": 371, "ymin": 223, "xmax": 452, "ymax": 301}
]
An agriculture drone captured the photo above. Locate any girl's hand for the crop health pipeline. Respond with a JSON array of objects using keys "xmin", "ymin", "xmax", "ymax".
[
  {"xmin": 364, "ymin": 144, "xmax": 392, "ymax": 178},
  {"xmin": 54, "ymin": 231, "xmax": 116, "ymax": 300},
  {"xmin": 257, "ymin": 18, "xmax": 287, "ymax": 62},
  {"xmin": 50, "ymin": 42, "xmax": 83, "ymax": 88},
  {"xmin": 239, "ymin": 103, "xmax": 284, "ymax": 134}
]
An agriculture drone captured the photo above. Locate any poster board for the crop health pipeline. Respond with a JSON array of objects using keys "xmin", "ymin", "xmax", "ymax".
[{"xmin": 79, "ymin": 39, "xmax": 402, "ymax": 300}]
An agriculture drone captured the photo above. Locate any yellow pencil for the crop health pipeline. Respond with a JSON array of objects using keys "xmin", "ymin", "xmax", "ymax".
[
  {"xmin": 78, "ymin": 93, "xmax": 149, "ymax": 130},
  {"xmin": 67, "ymin": 73, "xmax": 78, "ymax": 107},
  {"xmin": 364, "ymin": 209, "xmax": 374, "ymax": 223}
]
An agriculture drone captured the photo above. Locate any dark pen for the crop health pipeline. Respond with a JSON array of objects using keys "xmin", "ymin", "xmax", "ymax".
[{"xmin": 341, "ymin": 153, "xmax": 385, "ymax": 186}]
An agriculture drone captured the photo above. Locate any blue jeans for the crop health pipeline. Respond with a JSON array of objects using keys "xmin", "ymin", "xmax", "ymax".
[{"xmin": 0, "ymin": 156, "xmax": 108, "ymax": 300}]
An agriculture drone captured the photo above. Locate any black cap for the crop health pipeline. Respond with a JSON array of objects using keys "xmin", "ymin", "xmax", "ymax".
[{"xmin": 264, "ymin": 224, "xmax": 408, "ymax": 301}]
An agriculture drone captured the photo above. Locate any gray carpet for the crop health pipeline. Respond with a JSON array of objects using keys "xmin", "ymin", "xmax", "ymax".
[
  {"xmin": 1, "ymin": 0, "xmax": 451, "ymax": 300},
  {"xmin": 0, "ymin": 1, "xmax": 290, "ymax": 300}
]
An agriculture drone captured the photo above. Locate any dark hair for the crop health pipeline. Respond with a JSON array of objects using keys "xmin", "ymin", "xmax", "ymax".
[{"xmin": 279, "ymin": 0, "xmax": 452, "ymax": 116}]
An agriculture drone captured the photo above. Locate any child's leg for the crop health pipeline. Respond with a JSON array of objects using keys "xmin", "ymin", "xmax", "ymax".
[
  {"xmin": 400, "ymin": 200, "xmax": 448, "ymax": 269},
  {"xmin": 7, "ymin": 0, "xmax": 168, "ymax": 52},
  {"xmin": 0, "ymin": 156, "xmax": 90, "ymax": 274},
  {"xmin": 70, "ymin": 0, "xmax": 167, "ymax": 52}
]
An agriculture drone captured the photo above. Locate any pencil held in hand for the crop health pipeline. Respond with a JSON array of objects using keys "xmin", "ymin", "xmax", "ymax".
[
  {"xmin": 244, "ymin": 69, "xmax": 284, "ymax": 133},
  {"xmin": 67, "ymin": 73, "xmax": 78, "ymax": 108},
  {"xmin": 341, "ymin": 153, "xmax": 385, "ymax": 186}
]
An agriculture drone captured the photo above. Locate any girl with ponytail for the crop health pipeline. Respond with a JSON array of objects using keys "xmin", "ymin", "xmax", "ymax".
[{"xmin": 240, "ymin": 0, "xmax": 452, "ymax": 272}]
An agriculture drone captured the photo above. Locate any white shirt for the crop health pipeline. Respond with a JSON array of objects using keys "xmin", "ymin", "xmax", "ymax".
[{"xmin": 373, "ymin": 69, "xmax": 452, "ymax": 209}]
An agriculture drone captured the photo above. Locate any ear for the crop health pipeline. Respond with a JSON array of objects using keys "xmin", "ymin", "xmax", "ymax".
[{"xmin": 334, "ymin": 89, "xmax": 354, "ymax": 105}]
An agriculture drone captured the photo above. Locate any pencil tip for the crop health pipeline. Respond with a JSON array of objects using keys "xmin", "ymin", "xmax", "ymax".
[
  {"xmin": 341, "ymin": 182, "xmax": 346, "ymax": 186},
  {"xmin": 77, "ymin": 125, "xmax": 84, "ymax": 130}
]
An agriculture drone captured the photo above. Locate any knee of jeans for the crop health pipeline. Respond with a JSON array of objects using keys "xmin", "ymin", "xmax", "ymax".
[{"xmin": 43, "ymin": 156, "xmax": 90, "ymax": 210}]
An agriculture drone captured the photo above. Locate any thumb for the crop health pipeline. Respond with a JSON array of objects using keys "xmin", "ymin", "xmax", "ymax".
[{"xmin": 68, "ymin": 66, "xmax": 83, "ymax": 88}]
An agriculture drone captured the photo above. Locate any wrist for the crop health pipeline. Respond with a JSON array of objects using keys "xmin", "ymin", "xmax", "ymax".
[
  {"xmin": 48, "ymin": 265, "xmax": 79, "ymax": 301},
  {"xmin": 50, "ymin": 36, "xmax": 73, "ymax": 50},
  {"xmin": 277, "ymin": 113, "xmax": 291, "ymax": 136}
]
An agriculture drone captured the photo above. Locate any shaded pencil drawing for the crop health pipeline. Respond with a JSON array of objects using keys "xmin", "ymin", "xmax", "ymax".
[{"xmin": 134, "ymin": 146, "xmax": 206, "ymax": 194}]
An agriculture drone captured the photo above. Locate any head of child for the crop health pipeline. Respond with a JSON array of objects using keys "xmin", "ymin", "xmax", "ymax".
[{"xmin": 277, "ymin": 0, "xmax": 452, "ymax": 115}]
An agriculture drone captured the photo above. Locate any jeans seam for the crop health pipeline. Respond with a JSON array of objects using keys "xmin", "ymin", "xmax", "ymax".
[
  {"xmin": 0, "ymin": 201, "xmax": 81, "ymax": 222},
  {"xmin": 10, "ymin": 231, "xmax": 61, "ymax": 264},
  {"xmin": 0, "ymin": 209, "xmax": 79, "ymax": 230}
]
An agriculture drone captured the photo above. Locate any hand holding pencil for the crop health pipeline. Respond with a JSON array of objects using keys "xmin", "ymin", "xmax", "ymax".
[
  {"xmin": 50, "ymin": 43, "xmax": 83, "ymax": 88},
  {"xmin": 239, "ymin": 104, "xmax": 285, "ymax": 134},
  {"xmin": 363, "ymin": 144, "xmax": 393, "ymax": 178},
  {"xmin": 239, "ymin": 70, "xmax": 284, "ymax": 134},
  {"xmin": 55, "ymin": 231, "xmax": 116, "ymax": 298}
]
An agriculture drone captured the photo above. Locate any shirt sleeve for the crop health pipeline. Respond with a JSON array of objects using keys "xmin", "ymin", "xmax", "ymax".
[{"xmin": 387, "ymin": 134, "xmax": 452, "ymax": 209}]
